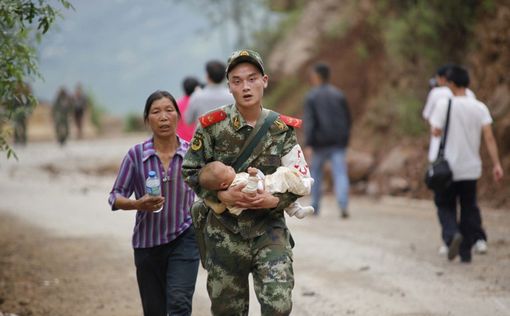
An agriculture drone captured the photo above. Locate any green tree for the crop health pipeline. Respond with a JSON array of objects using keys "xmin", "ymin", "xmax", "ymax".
[
  {"xmin": 175, "ymin": 0, "xmax": 270, "ymax": 49},
  {"xmin": 0, "ymin": 0, "xmax": 72, "ymax": 159}
]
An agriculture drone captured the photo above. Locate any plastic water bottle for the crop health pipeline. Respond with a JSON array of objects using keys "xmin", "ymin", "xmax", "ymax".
[
  {"xmin": 146, "ymin": 170, "xmax": 162, "ymax": 213},
  {"xmin": 243, "ymin": 169, "xmax": 259, "ymax": 196}
]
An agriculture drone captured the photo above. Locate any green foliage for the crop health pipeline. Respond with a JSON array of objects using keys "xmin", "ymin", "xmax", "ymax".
[
  {"xmin": 0, "ymin": 127, "xmax": 18, "ymax": 160},
  {"xmin": 362, "ymin": 0, "xmax": 491, "ymax": 139},
  {"xmin": 176, "ymin": 0, "xmax": 269, "ymax": 48},
  {"xmin": 375, "ymin": 0, "xmax": 482, "ymax": 69},
  {"xmin": 365, "ymin": 89, "xmax": 426, "ymax": 137},
  {"xmin": 383, "ymin": 4, "xmax": 439, "ymax": 66},
  {"xmin": 354, "ymin": 42, "xmax": 370, "ymax": 61},
  {"xmin": 123, "ymin": 113, "xmax": 145, "ymax": 133},
  {"xmin": 264, "ymin": 78, "xmax": 300, "ymax": 109},
  {"xmin": 252, "ymin": 6, "xmax": 302, "ymax": 58},
  {"xmin": 395, "ymin": 93, "xmax": 427, "ymax": 137},
  {"xmin": 324, "ymin": 17, "xmax": 351, "ymax": 40},
  {"xmin": 0, "ymin": 0, "xmax": 72, "ymax": 159},
  {"xmin": 364, "ymin": 97, "xmax": 397, "ymax": 134}
]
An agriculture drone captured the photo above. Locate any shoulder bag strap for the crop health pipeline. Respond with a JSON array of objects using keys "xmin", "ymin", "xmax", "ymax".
[
  {"xmin": 437, "ymin": 98, "xmax": 452, "ymax": 159},
  {"xmin": 232, "ymin": 110, "xmax": 279, "ymax": 172}
]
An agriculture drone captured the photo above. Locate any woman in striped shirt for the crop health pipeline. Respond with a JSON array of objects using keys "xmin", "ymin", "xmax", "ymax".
[{"xmin": 109, "ymin": 90, "xmax": 199, "ymax": 316}]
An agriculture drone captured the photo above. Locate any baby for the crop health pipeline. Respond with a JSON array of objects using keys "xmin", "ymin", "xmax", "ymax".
[{"xmin": 199, "ymin": 160, "xmax": 314, "ymax": 219}]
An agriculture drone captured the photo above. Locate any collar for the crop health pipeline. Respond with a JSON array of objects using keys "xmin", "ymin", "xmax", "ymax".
[
  {"xmin": 142, "ymin": 136, "xmax": 188, "ymax": 162},
  {"xmin": 230, "ymin": 104, "xmax": 264, "ymax": 131}
]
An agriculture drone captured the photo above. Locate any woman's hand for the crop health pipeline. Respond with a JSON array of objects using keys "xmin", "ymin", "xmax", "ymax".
[
  {"xmin": 136, "ymin": 194, "xmax": 165, "ymax": 212},
  {"xmin": 218, "ymin": 185, "xmax": 279, "ymax": 210}
]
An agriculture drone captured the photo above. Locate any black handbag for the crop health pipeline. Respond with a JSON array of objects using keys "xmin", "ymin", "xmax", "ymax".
[{"xmin": 425, "ymin": 99, "xmax": 453, "ymax": 191}]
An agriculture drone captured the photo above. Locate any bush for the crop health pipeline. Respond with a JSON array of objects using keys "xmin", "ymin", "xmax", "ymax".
[{"xmin": 123, "ymin": 113, "xmax": 145, "ymax": 133}]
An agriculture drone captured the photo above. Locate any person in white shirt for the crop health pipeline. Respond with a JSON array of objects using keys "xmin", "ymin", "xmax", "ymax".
[
  {"xmin": 429, "ymin": 65, "xmax": 503, "ymax": 263},
  {"xmin": 424, "ymin": 64, "xmax": 488, "ymax": 256},
  {"xmin": 423, "ymin": 64, "xmax": 476, "ymax": 160},
  {"xmin": 184, "ymin": 60, "xmax": 234, "ymax": 125}
]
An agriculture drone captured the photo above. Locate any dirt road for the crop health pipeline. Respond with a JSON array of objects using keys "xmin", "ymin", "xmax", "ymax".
[{"xmin": 0, "ymin": 136, "xmax": 509, "ymax": 316}]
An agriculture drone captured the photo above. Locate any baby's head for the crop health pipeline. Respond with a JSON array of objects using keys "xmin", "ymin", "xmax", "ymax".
[{"xmin": 199, "ymin": 161, "xmax": 236, "ymax": 191}]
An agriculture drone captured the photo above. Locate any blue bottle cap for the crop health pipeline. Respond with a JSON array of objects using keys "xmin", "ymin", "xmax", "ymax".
[{"xmin": 148, "ymin": 170, "xmax": 156, "ymax": 177}]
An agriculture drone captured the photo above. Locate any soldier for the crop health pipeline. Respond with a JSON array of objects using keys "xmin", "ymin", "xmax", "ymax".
[
  {"xmin": 182, "ymin": 49, "xmax": 303, "ymax": 315},
  {"xmin": 12, "ymin": 82, "xmax": 32, "ymax": 145},
  {"xmin": 73, "ymin": 83, "xmax": 88, "ymax": 139},
  {"xmin": 52, "ymin": 87, "xmax": 72, "ymax": 146}
]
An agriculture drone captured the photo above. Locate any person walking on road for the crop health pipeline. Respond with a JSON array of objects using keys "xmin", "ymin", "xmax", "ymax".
[
  {"xmin": 182, "ymin": 49, "xmax": 302, "ymax": 315},
  {"xmin": 184, "ymin": 60, "xmax": 234, "ymax": 125},
  {"xmin": 72, "ymin": 83, "xmax": 88, "ymax": 139},
  {"xmin": 176, "ymin": 76, "xmax": 201, "ymax": 142},
  {"xmin": 12, "ymin": 82, "xmax": 32, "ymax": 146},
  {"xmin": 303, "ymin": 62, "xmax": 352, "ymax": 218},
  {"xmin": 108, "ymin": 90, "xmax": 199, "ymax": 316},
  {"xmin": 52, "ymin": 87, "xmax": 72, "ymax": 146},
  {"xmin": 428, "ymin": 65, "xmax": 503, "ymax": 263},
  {"xmin": 423, "ymin": 64, "xmax": 489, "ymax": 255}
]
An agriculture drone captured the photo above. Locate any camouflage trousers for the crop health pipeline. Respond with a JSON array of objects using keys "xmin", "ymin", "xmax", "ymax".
[{"xmin": 204, "ymin": 213, "xmax": 294, "ymax": 316}]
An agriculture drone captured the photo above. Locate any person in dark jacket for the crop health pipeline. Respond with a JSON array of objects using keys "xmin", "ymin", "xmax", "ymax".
[{"xmin": 303, "ymin": 62, "xmax": 351, "ymax": 218}]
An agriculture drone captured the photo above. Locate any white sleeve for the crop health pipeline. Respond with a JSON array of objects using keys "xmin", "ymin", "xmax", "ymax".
[
  {"xmin": 281, "ymin": 144, "xmax": 311, "ymax": 178},
  {"xmin": 479, "ymin": 102, "xmax": 493, "ymax": 126},
  {"xmin": 422, "ymin": 90, "xmax": 436, "ymax": 120},
  {"xmin": 429, "ymin": 98, "xmax": 448, "ymax": 129},
  {"xmin": 423, "ymin": 87, "xmax": 453, "ymax": 120}
]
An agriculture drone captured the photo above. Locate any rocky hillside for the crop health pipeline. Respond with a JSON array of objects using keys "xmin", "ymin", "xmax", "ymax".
[{"xmin": 263, "ymin": 0, "xmax": 510, "ymax": 208}]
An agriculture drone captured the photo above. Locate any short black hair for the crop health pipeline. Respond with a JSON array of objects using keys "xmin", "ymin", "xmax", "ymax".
[
  {"xmin": 206, "ymin": 60, "xmax": 226, "ymax": 84},
  {"xmin": 445, "ymin": 65, "xmax": 470, "ymax": 88},
  {"xmin": 143, "ymin": 90, "xmax": 179, "ymax": 122},
  {"xmin": 436, "ymin": 63, "xmax": 454, "ymax": 77},
  {"xmin": 313, "ymin": 62, "xmax": 330, "ymax": 82},
  {"xmin": 182, "ymin": 77, "xmax": 201, "ymax": 96}
]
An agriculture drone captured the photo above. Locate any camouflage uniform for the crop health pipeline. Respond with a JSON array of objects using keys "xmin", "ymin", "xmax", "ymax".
[
  {"xmin": 52, "ymin": 91, "xmax": 71, "ymax": 145},
  {"xmin": 182, "ymin": 104, "xmax": 299, "ymax": 315},
  {"xmin": 13, "ymin": 99, "xmax": 28, "ymax": 145}
]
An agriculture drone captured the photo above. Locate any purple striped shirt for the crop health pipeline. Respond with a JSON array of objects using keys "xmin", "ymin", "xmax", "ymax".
[{"xmin": 108, "ymin": 137, "xmax": 195, "ymax": 248}]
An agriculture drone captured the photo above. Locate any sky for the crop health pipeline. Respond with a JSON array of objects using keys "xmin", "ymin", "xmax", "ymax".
[{"xmin": 31, "ymin": 0, "xmax": 258, "ymax": 115}]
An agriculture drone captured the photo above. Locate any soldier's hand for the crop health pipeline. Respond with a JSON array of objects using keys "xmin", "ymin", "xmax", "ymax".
[
  {"xmin": 136, "ymin": 194, "xmax": 165, "ymax": 212},
  {"xmin": 218, "ymin": 183, "xmax": 246, "ymax": 206},
  {"xmin": 236, "ymin": 189, "xmax": 279, "ymax": 209},
  {"xmin": 218, "ymin": 185, "xmax": 279, "ymax": 209}
]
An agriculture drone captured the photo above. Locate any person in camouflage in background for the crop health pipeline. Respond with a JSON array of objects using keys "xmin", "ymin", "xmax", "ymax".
[
  {"xmin": 182, "ymin": 49, "xmax": 304, "ymax": 315},
  {"xmin": 12, "ymin": 82, "xmax": 32, "ymax": 145},
  {"xmin": 52, "ymin": 87, "xmax": 72, "ymax": 146}
]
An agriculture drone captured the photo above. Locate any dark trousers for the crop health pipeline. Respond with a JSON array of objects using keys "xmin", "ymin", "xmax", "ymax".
[
  {"xmin": 434, "ymin": 180, "xmax": 484, "ymax": 260},
  {"xmin": 134, "ymin": 226, "xmax": 200, "ymax": 316}
]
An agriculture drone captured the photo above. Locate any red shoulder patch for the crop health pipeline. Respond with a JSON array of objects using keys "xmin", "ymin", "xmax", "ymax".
[
  {"xmin": 199, "ymin": 110, "xmax": 227, "ymax": 128},
  {"xmin": 279, "ymin": 114, "xmax": 302, "ymax": 128}
]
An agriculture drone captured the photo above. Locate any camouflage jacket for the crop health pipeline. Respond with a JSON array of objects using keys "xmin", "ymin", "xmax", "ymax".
[{"xmin": 182, "ymin": 104, "xmax": 300, "ymax": 239}]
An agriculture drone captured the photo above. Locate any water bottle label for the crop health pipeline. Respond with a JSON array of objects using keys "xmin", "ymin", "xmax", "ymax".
[{"xmin": 146, "ymin": 185, "xmax": 161, "ymax": 196}]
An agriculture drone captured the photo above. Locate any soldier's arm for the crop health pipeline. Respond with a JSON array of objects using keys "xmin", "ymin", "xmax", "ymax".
[
  {"xmin": 270, "ymin": 127, "xmax": 300, "ymax": 212},
  {"xmin": 182, "ymin": 126, "xmax": 219, "ymax": 202}
]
